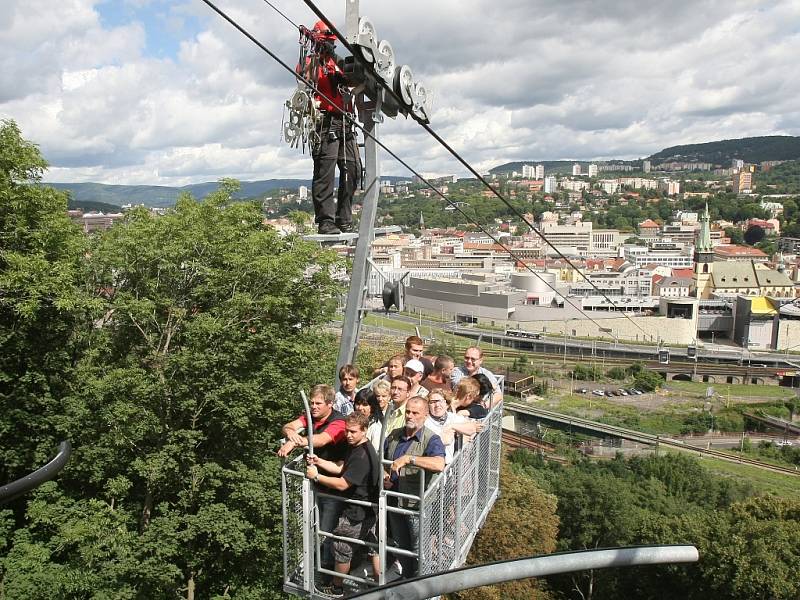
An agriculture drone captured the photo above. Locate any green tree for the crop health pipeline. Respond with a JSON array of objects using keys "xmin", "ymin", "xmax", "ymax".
[
  {"xmin": 606, "ymin": 367, "xmax": 627, "ymax": 380},
  {"xmin": 743, "ymin": 224, "xmax": 765, "ymax": 245},
  {"xmin": 286, "ymin": 209, "xmax": 312, "ymax": 233},
  {"xmin": 456, "ymin": 459, "xmax": 558, "ymax": 600},
  {"xmin": 725, "ymin": 226, "xmax": 744, "ymax": 245},
  {"xmin": 633, "ymin": 370, "xmax": 663, "ymax": 392},
  {"xmin": 1, "ymin": 167, "xmax": 344, "ymax": 596},
  {"xmin": 0, "ymin": 120, "xmax": 89, "ymax": 483}
]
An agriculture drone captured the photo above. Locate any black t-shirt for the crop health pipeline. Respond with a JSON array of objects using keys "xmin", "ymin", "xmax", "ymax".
[
  {"xmin": 341, "ymin": 441, "xmax": 381, "ymax": 521},
  {"xmin": 463, "ymin": 403, "xmax": 488, "ymax": 420}
]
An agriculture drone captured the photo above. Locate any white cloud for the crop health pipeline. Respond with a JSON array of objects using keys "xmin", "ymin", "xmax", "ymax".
[{"xmin": 0, "ymin": 0, "xmax": 798, "ymax": 185}]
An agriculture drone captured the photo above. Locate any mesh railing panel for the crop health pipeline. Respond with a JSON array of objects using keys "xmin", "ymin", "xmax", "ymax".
[
  {"xmin": 282, "ymin": 457, "xmax": 309, "ymax": 590},
  {"xmin": 418, "ymin": 400, "xmax": 503, "ymax": 576}
]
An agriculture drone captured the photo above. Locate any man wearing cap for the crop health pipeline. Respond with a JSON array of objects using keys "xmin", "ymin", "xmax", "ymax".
[
  {"xmin": 302, "ymin": 20, "xmax": 361, "ymax": 235},
  {"xmin": 404, "ymin": 359, "xmax": 429, "ymax": 399}
]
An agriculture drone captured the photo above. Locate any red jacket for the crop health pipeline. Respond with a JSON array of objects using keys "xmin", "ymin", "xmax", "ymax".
[{"xmin": 307, "ymin": 55, "xmax": 345, "ymax": 113}]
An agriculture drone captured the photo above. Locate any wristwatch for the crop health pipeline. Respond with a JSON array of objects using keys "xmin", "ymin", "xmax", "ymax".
[
  {"xmin": 410, "ymin": 456, "xmax": 416, "ymax": 466},
  {"xmin": 314, "ymin": 474, "xmax": 320, "ymax": 482}
]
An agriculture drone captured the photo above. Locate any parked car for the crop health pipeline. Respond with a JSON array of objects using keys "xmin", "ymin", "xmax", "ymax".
[
  {"xmin": 617, "ymin": 389, "xmax": 629, "ymax": 396},
  {"xmin": 576, "ymin": 388, "xmax": 589, "ymax": 394},
  {"xmin": 592, "ymin": 389, "xmax": 605, "ymax": 396},
  {"xmin": 775, "ymin": 440, "xmax": 794, "ymax": 447},
  {"xmin": 629, "ymin": 388, "xmax": 643, "ymax": 395}
]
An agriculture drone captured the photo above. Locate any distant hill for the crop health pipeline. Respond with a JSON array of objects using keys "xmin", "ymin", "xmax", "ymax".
[
  {"xmin": 47, "ymin": 180, "xmax": 312, "ymax": 208},
  {"xmin": 46, "ymin": 176, "xmax": 411, "ymax": 208},
  {"xmin": 648, "ymin": 135, "xmax": 800, "ymax": 165}
]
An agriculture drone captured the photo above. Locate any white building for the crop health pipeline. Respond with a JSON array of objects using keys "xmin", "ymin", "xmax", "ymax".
[
  {"xmin": 560, "ymin": 179, "xmax": 590, "ymax": 192},
  {"xmin": 659, "ymin": 179, "xmax": 681, "ymax": 195},
  {"xmin": 535, "ymin": 164, "xmax": 545, "ymax": 179},
  {"xmin": 522, "ymin": 164, "xmax": 535, "ymax": 178},
  {"xmin": 591, "ymin": 230, "xmax": 621, "ymax": 255},
  {"xmin": 572, "ymin": 163, "xmax": 582, "ymax": 176},
  {"xmin": 643, "ymin": 160, "xmax": 651, "ymax": 173},
  {"xmin": 541, "ymin": 221, "xmax": 593, "ymax": 254},
  {"xmin": 618, "ymin": 177, "xmax": 658, "ymax": 190},
  {"xmin": 622, "ymin": 243, "xmax": 693, "ymax": 268},
  {"xmin": 298, "ymin": 185, "xmax": 308, "ymax": 200},
  {"xmin": 588, "ymin": 163, "xmax": 598, "ymax": 177},
  {"xmin": 599, "ymin": 179, "xmax": 620, "ymax": 194},
  {"xmin": 655, "ymin": 277, "xmax": 692, "ymax": 298},
  {"xmin": 543, "ymin": 175, "xmax": 557, "ymax": 194},
  {"xmin": 539, "ymin": 211, "xmax": 559, "ymax": 224}
]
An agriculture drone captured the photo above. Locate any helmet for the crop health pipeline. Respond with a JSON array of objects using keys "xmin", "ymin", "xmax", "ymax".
[{"xmin": 312, "ymin": 20, "xmax": 336, "ymax": 41}]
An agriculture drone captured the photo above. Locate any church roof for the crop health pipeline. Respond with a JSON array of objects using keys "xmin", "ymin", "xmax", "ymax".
[
  {"xmin": 753, "ymin": 268, "xmax": 794, "ymax": 288},
  {"xmin": 711, "ymin": 261, "xmax": 794, "ymax": 289},
  {"xmin": 712, "ymin": 262, "xmax": 758, "ymax": 288}
]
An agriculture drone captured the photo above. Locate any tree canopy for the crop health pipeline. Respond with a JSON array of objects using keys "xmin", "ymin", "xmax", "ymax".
[{"xmin": 1, "ymin": 121, "xmax": 343, "ymax": 598}]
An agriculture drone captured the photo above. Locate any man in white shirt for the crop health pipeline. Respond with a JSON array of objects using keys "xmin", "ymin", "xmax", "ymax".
[
  {"xmin": 423, "ymin": 389, "xmax": 482, "ymax": 464},
  {"xmin": 450, "ymin": 346, "xmax": 502, "ymax": 406}
]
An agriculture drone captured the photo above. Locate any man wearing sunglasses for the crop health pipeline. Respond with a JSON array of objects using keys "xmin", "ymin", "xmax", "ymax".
[{"xmin": 450, "ymin": 346, "xmax": 502, "ymax": 406}]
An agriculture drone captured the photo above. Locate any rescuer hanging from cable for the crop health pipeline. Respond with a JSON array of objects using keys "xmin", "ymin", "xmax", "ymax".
[{"xmin": 300, "ymin": 20, "xmax": 361, "ymax": 235}]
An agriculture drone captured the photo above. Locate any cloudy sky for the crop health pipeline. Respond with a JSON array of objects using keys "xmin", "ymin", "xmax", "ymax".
[{"xmin": 1, "ymin": 0, "xmax": 798, "ymax": 185}]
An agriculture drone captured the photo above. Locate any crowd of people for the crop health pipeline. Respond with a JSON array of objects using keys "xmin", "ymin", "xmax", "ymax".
[{"xmin": 277, "ymin": 336, "xmax": 503, "ymax": 596}]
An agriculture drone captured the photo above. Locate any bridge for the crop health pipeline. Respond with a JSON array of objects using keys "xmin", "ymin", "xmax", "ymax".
[
  {"xmin": 504, "ymin": 403, "xmax": 800, "ymax": 477},
  {"xmin": 742, "ymin": 412, "xmax": 800, "ymax": 436}
]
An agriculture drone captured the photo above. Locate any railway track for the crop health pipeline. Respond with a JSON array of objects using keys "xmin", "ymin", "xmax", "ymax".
[
  {"xmin": 501, "ymin": 429, "xmax": 556, "ymax": 453},
  {"xmin": 357, "ymin": 326, "xmax": 780, "ymax": 379},
  {"xmin": 679, "ymin": 442, "xmax": 800, "ymax": 476}
]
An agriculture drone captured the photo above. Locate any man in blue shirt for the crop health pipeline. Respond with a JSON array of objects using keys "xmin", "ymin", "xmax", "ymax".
[{"xmin": 384, "ymin": 396, "xmax": 445, "ymax": 577}]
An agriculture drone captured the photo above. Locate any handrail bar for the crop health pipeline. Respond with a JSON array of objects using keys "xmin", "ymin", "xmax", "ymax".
[{"xmin": 0, "ymin": 440, "xmax": 72, "ymax": 505}]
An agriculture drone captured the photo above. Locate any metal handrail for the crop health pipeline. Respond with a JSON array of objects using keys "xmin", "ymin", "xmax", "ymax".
[
  {"xmin": 0, "ymin": 440, "xmax": 72, "ymax": 505},
  {"xmin": 348, "ymin": 545, "xmax": 700, "ymax": 600}
]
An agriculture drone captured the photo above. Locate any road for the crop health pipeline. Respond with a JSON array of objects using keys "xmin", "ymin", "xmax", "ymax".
[{"xmin": 369, "ymin": 310, "xmax": 800, "ymax": 368}]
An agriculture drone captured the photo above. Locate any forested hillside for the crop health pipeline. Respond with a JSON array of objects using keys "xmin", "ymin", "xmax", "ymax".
[
  {"xmin": 459, "ymin": 450, "xmax": 800, "ymax": 600},
  {"xmin": 648, "ymin": 135, "xmax": 800, "ymax": 164}
]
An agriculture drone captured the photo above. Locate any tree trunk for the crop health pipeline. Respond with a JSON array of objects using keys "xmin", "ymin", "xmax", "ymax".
[
  {"xmin": 141, "ymin": 488, "xmax": 153, "ymax": 530},
  {"xmin": 187, "ymin": 572, "xmax": 195, "ymax": 600}
]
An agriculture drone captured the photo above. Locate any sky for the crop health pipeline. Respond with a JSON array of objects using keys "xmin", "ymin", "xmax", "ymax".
[{"xmin": 1, "ymin": 0, "xmax": 799, "ymax": 185}]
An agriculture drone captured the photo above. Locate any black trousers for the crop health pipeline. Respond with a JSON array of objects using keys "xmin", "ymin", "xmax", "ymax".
[{"xmin": 312, "ymin": 116, "xmax": 361, "ymax": 226}]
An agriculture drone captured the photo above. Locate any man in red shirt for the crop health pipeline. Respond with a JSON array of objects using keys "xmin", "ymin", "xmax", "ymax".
[
  {"xmin": 278, "ymin": 383, "xmax": 347, "ymax": 578},
  {"xmin": 278, "ymin": 383, "xmax": 347, "ymax": 460},
  {"xmin": 303, "ymin": 20, "xmax": 361, "ymax": 235}
]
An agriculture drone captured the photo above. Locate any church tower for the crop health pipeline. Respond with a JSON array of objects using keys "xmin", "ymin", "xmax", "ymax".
[{"xmin": 693, "ymin": 203, "xmax": 714, "ymax": 298}]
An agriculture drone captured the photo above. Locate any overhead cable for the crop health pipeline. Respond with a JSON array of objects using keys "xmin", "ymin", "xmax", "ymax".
[
  {"xmin": 199, "ymin": 0, "xmax": 645, "ymax": 335},
  {"xmin": 261, "ymin": 0, "xmax": 297, "ymax": 28},
  {"xmin": 300, "ymin": 0, "xmax": 651, "ymax": 336}
]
